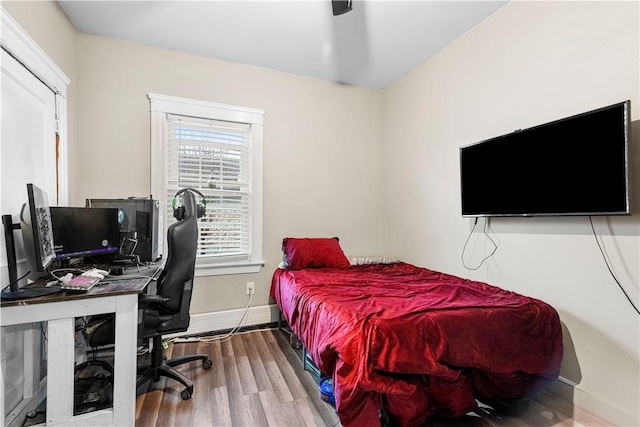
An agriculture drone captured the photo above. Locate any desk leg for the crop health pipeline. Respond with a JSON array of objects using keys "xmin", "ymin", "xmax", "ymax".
[
  {"xmin": 112, "ymin": 295, "xmax": 138, "ymax": 426},
  {"xmin": 46, "ymin": 317, "xmax": 75, "ymax": 425}
]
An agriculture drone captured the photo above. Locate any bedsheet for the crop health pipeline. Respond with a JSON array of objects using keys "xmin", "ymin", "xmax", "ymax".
[{"xmin": 270, "ymin": 262, "xmax": 563, "ymax": 426}]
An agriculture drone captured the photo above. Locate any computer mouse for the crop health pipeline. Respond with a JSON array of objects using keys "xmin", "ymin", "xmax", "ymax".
[{"xmin": 82, "ymin": 269, "xmax": 108, "ymax": 279}]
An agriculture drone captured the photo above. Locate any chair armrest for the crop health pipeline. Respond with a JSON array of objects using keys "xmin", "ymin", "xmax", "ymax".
[{"xmin": 138, "ymin": 294, "xmax": 170, "ymax": 305}]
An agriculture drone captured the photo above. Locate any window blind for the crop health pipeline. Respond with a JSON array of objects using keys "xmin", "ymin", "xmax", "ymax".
[{"xmin": 166, "ymin": 114, "xmax": 252, "ymax": 260}]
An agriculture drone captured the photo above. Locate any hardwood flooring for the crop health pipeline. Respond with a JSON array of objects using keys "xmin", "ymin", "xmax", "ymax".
[
  {"xmin": 135, "ymin": 329, "xmax": 339, "ymax": 427},
  {"xmin": 135, "ymin": 329, "xmax": 614, "ymax": 427}
]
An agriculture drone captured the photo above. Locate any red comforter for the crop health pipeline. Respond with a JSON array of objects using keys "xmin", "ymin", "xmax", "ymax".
[{"xmin": 270, "ymin": 262, "xmax": 562, "ymax": 426}]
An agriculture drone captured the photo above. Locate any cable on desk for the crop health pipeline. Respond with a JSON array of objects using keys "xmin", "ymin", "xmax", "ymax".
[{"xmin": 1, "ymin": 270, "xmax": 30, "ymax": 292}]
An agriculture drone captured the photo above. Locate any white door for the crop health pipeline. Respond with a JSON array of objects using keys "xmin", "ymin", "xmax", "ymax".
[
  {"xmin": 1, "ymin": 48, "xmax": 57, "ymax": 280},
  {"xmin": 1, "ymin": 47, "xmax": 57, "ymax": 418}
]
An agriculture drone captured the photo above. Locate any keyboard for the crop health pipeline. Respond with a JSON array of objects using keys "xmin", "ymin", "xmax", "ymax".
[{"xmin": 60, "ymin": 275, "xmax": 102, "ymax": 292}]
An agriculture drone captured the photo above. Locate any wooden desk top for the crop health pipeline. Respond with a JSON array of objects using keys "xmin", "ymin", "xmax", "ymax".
[{"xmin": 1, "ymin": 262, "xmax": 163, "ymax": 307}]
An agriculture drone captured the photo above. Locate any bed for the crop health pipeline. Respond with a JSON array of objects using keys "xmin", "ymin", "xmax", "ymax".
[{"xmin": 270, "ymin": 237, "xmax": 563, "ymax": 427}]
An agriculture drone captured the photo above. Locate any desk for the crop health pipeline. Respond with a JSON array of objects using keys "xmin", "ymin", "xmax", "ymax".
[{"xmin": 1, "ymin": 263, "xmax": 162, "ymax": 426}]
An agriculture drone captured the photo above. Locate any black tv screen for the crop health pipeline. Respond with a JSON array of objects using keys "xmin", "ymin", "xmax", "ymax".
[
  {"xmin": 460, "ymin": 101, "xmax": 631, "ymax": 217},
  {"xmin": 50, "ymin": 207, "xmax": 120, "ymax": 260}
]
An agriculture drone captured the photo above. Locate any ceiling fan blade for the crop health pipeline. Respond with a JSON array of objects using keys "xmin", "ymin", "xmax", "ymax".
[{"xmin": 332, "ymin": 0, "xmax": 353, "ymax": 16}]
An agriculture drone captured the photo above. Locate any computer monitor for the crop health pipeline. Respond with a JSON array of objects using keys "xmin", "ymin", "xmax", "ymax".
[
  {"xmin": 50, "ymin": 207, "xmax": 120, "ymax": 261},
  {"xmin": 22, "ymin": 183, "xmax": 56, "ymax": 277},
  {"xmin": 1, "ymin": 183, "xmax": 60, "ymax": 300}
]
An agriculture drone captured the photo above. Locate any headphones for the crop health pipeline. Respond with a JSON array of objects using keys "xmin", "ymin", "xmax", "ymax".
[{"xmin": 172, "ymin": 187, "xmax": 207, "ymax": 220}]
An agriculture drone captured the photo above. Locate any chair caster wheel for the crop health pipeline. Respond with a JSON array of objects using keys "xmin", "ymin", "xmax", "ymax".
[
  {"xmin": 181, "ymin": 389, "xmax": 192, "ymax": 400},
  {"xmin": 203, "ymin": 359, "xmax": 212, "ymax": 370}
]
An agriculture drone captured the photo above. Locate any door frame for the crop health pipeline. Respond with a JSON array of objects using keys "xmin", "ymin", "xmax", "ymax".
[
  {"xmin": 1, "ymin": 7, "xmax": 71, "ymax": 206},
  {"xmin": 0, "ymin": 8, "xmax": 70, "ymax": 424}
]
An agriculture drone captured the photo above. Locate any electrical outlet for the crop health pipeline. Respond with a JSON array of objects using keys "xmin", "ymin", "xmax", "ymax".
[{"xmin": 246, "ymin": 281, "xmax": 255, "ymax": 295}]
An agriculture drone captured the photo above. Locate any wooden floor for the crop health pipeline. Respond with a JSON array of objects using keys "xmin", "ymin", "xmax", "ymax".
[{"xmin": 135, "ymin": 329, "xmax": 613, "ymax": 427}]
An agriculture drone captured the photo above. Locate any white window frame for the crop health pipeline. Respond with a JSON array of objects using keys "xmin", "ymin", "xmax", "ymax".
[{"xmin": 149, "ymin": 93, "xmax": 264, "ymax": 276}]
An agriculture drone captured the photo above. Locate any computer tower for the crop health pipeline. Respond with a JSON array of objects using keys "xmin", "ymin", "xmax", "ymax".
[{"xmin": 85, "ymin": 198, "xmax": 161, "ymax": 262}]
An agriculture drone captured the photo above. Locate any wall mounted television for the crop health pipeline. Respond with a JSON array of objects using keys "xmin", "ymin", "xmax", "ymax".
[{"xmin": 460, "ymin": 100, "xmax": 631, "ymax": 217}]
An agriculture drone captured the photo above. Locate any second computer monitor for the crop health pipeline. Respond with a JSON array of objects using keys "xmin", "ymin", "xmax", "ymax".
[
  {"xmin": 22, "ymin": 183, "xmax": 57, "ymax": 278},
  {"xmin": 50, "ymin": 207, "xmax": 120, "ymax": 261}
]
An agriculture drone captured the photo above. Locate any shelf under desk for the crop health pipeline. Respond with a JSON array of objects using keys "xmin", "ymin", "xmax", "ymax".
[{"xmin": 1, "ymin": 262, "xmax": 163, "ymax": 426}]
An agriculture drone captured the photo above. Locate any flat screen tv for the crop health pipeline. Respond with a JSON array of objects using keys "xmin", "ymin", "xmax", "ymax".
[{"xmin": 460, "ymin": 100, "xmax": 631, "ymax": 217}]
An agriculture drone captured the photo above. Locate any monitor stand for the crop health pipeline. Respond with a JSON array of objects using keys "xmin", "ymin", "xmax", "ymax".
[
  {"xmin": 2, "ymin": 215, "xmax": 61, "ymax": 301},
  {"xmin": 1, "ymin": 286, "xmax": 60, "ymax": 301}
]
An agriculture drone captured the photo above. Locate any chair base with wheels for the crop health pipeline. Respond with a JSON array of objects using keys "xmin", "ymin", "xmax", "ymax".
[{"xmin": 137, "ymin": 335, "xmax": 212, "ymax": 400}]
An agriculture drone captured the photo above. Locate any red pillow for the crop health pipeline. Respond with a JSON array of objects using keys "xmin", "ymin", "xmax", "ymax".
[{"xmin": 282, "ymin": 237, "xmax": 351, "ymax": 269}]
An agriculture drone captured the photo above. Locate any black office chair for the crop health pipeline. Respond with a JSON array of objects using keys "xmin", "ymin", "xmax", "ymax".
[
  {"xmin": 135, "ymin": 188, "xmax": 211, "ymax": 399},
  {"xmin": 84, "ymin": 188, "xmax": 211, "ymax": 400}
]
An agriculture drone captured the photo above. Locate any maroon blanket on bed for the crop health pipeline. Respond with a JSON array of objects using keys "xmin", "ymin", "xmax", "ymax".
[{"xmin": 271, "ymin": 262, "xmax": 563, "ymax": 427}]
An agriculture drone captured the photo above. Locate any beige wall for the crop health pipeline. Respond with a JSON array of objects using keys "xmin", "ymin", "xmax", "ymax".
[
  {"xmin": 383, "ymin": 1, "xmax": 639, "ymax": 424},
  {"xmin": 73, "ymin": 33, "xmax": 385, "ymax": 313},
  {"xmin": 4, "ymin": 0, "xmax": 639, "ymax": 424}
]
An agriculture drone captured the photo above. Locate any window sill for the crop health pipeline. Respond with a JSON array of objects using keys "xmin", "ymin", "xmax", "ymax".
[{"xmin": 194, "ymin": 260, "xmax": 265, "ymax": 277}]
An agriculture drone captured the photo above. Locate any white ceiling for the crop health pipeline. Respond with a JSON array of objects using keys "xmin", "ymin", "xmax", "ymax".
[{"xmin": 58, "ymin": 1, "xmax": 507, "ymax": 90}]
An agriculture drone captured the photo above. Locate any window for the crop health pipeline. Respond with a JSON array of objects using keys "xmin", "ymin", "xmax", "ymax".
[{"xmin": 149, "ymin": 93, "xmax": 264, "ymax": 276}]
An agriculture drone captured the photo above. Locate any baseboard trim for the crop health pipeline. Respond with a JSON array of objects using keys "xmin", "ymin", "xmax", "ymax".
[
  {"xmin": 547, "ymin": 377, "xmax": 639, "ymax": 427},
  {"xmin": 168, "ymin": 304, "xmax": 281, "ymax": 339}
]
